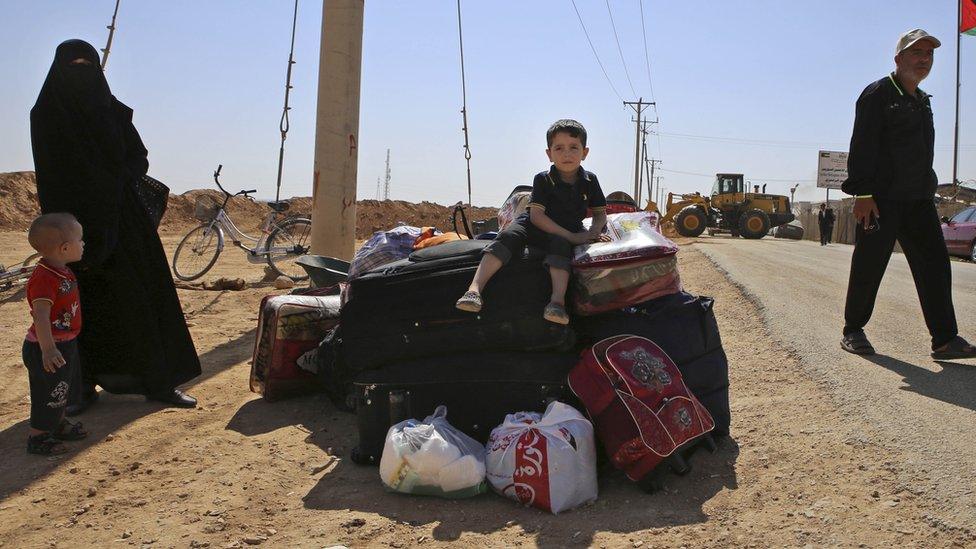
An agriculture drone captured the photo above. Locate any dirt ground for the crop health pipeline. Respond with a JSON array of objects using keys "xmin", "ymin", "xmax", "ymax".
[{"xmin": 1, "ymin": 228, "xmax": 973, "ymax": 549}]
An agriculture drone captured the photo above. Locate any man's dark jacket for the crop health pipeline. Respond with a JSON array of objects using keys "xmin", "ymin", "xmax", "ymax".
[{"xmin": 842, "ymin": 74, "xmax": 937, "ymax": 200}]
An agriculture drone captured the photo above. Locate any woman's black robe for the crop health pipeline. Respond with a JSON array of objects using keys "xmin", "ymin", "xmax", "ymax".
[{"xmin": 30, "ymin": 40, "xmax": 201, "ymax": 396}]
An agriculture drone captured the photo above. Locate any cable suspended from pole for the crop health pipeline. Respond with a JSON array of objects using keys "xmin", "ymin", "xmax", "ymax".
[
  {"xmin": 274, "ymin": 0, "xmax": 299, "ymax": 203},
  {"xmin": 456, "ymin": 0, "xmax": 473, "ymax": 208},
  {"xmin": 604, "ymin": 0, "xmax": 637, "ymax": 97},
  {"xmin": 100, "ymin": 0, "xmax": 122, "ymax": 70}
]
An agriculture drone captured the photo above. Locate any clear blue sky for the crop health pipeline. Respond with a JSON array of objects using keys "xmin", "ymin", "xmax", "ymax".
[{"xmin": 1, "ymin": 1, "xmax": 973, "ymax": 207}]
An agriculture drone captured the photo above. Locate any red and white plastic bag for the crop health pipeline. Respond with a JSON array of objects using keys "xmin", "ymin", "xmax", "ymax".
[{"xmin": 485, "ymin": 401, "xmax": 597, "ymax": 514}]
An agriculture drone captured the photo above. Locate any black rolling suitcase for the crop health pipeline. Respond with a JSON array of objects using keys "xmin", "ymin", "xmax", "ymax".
[
  {"xmin": 575, "ymin": 291, "xmax": 731, "ymax": 436},
  {"xmin": 350, "ymin": 352, "xmax": 580, "ymax": 464},
  {"xmin": 340, "ymin": 240, "xmax": 574, "ymax": 373}
]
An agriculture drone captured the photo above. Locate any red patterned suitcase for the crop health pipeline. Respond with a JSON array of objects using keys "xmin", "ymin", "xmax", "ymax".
[
  {"xmin": 572, "ymin": 211, "xmax": 681, "ymax": 315},
  {"xmin": 250, "ymin": 294, "xmax": 341, "ymax": 401},
  {"xmin": 568, "ymin": 334, "xmax": 715, "ymax": 492}
]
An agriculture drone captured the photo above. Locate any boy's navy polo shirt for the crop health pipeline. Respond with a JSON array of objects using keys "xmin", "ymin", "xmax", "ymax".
[
  {"xmin": 842, "ymin": 73, "xmax": 937, "ymax": 200},
  {"xmin": 527, "ymin": 166, "xmax": 607, "ymax": 232}
]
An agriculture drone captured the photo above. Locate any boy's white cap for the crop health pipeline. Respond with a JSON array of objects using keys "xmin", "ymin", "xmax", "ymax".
[{"xmin": 896, "ymin": 28, "xmax": 941, "ymax": 55}]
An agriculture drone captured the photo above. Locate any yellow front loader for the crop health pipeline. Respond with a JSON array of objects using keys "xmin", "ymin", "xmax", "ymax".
[{"xmin": 647, "ymin": 173, "xmax": 794, "ymax": 239}]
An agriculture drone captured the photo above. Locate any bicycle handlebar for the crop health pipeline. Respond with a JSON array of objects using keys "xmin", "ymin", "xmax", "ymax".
[
  {"xmin": 213, "ymin": 164, "xmax": 231, "ymax": 197},
  {"xmin": 213, "ymin": 164, "xmax": 258, "ymax": 198}
]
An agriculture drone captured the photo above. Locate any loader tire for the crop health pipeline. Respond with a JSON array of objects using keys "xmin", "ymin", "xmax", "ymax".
[
  {"xmin": 675, "ymin": 207, "xmax": 708, "ymax": 237},
  {"xmin": 739, "ymin": 209, "xmax": 770, "ymax": 239}
]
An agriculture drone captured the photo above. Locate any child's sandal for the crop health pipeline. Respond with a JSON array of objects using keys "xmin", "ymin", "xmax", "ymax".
[
  {"xmin": 455, "ymin": 290, "xmax": 483, "ymax": 313},
  {"xmin": 543, "ymin": 302, "xmax": 570, "ymax": 325},
  {"xmin": 27, "ymin": 434, "xmax": 68, "ymax": 456},
  {"xmin": 53, "ymin": 419, "xmax": 87, "ymax": 441}
]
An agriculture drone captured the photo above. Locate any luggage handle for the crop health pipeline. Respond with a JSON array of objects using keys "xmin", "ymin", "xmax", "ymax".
[{"xmin": 452, "ymin": 202, "xmax": 474, "ymax": 239}]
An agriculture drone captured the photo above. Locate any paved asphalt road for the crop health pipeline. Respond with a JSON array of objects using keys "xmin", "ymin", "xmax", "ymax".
[{"xmin": 695, "ymin": 236, "xmax": 976, "ymax": 525}]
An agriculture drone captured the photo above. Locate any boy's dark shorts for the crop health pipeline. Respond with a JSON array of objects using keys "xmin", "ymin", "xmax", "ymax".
[
  {"xmin": 23, "ymin": 339, "xmax": 79, "ymax": 432},
  {"xmin": 484, "ymin": 216, "xmax": 576, "ymax": 271}
]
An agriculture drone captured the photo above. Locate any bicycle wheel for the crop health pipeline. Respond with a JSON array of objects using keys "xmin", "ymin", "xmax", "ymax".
[
  {"xmin": 266, "ymin": 217, "xmax": 312, "ymax": 281},
  {"xmin": 172, "ymin": 223, "xmax": 223, "ymax": 281}
]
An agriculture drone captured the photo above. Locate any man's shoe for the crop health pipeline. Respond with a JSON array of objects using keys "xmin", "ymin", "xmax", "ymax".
[
  {"xmin": 65, "ymin": 389, "xmax": 99, "ymax": 417},
  {"xmin": 148, "ymin": 389, "xmax": 197, "ymax": 408}
]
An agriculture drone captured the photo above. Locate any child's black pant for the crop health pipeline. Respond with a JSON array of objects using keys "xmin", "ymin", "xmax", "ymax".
[
  {"xmin": 22, "ymin": 339, "xmax": 79, "ymax": 432},
  {"xmin": 843, "ymin": 198, "xmax": 958, "ymax": 348},
  {"xmin": 485, "ymin": 217, "xmax": 575, "ymax": 271}
]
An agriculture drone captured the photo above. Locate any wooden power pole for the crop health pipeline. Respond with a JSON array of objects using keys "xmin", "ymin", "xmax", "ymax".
[{"xmin": 310, "ymin": 0, "xmax": 365, "ymax": 261}]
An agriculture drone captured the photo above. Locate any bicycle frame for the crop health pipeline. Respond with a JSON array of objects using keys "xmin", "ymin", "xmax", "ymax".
[{"xmin": 203, "ymin": 209, "xmax": 282, "ymax": 264}]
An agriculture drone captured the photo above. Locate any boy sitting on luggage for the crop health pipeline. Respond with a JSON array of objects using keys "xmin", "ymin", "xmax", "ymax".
[
  {"xmin": 22, "ymin": 213, "xmax": 88, "ymax": 455},
  {"xmin": 456, "ymin": 119, "xmax": 610, "ymax": 324}
]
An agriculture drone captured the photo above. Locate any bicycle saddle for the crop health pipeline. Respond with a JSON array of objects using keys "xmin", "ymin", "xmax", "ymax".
[{"xmin": 267, "ymin": 200, "xmax": 290, "ymax": 212}]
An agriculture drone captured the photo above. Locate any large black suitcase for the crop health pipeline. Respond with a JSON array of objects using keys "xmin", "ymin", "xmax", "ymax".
[
  {"xmin": 350, "ymin": 352, "xmax": 579, "ymax": 465},
  {"xmin": 341, "ymin": 240, "xmax": 574, "ymax": 373},
  {"xmin": 575, "ymin": 291, "xmax": 731, "ymax": 436}
]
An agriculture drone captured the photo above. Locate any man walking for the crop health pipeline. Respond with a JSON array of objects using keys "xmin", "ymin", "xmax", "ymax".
[
  {"xmin": 840, "ymin": 29, "xmax": 975, "ymax": 359},
  {"xmin": 817, "ymin": 204, "xmax": 835, "ymax": 246}
]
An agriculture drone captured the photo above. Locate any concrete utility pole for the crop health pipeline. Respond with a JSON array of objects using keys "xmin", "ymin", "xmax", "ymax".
[
  {"xmin": 647, "ymin": 158, "xmax": 661, "ymax": 206},
  {"xmin": 310, "ymin": 0, "xmax": 365, "ymax": 261},
  {"xmin": 632, "ymin": 118, "xmax": 659, "ymax": 207},
  {"xmin": 624, "ymin": 99, "xmax": 654, "ymax": 200}
]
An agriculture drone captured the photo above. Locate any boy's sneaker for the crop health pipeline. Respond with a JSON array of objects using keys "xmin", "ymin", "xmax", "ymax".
[
  {"xmin": 543, "ymin": 302, "xmax": 570, "ymax": 325},
  {"xmin": 455, "ymin": 291, "xmax": 483, "ymax": 313}
]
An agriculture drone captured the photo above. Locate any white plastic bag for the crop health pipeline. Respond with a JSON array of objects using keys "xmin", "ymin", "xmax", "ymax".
[
  {"xmin": 379, "ymin": 405, "xmax": 487, "ymax": 498},
  {"xmin": 485, "ymin": 401, "xmax": 598, "ymax": 514}
]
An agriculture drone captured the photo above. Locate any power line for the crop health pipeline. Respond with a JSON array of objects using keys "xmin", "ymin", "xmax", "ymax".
[
  {"xmin": 637, "ymin": 0, "xmax": 656, "ymax": 102},
  {"xmin": 655, "ymin": 131, "xmax": 846, "ymax": 148},
  {"xmin": 658, "ymin": 167, "xmax": 815, "ymax": 183},
  {"xmin": 571, "ymin": 0, "xmax": 623, "ymax": 103},
  {"xmin": 604, "ymin": 0, "xmax": 637, "ymax": 97}
]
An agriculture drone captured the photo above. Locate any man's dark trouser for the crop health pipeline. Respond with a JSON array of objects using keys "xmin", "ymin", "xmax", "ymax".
[
  {"xmin": 843, "ymin": 198, "xmax": 958, "ymax": 348},
  {"xmin": 820, "ymin": 223, "xmax": 829, "ymax": 245}
]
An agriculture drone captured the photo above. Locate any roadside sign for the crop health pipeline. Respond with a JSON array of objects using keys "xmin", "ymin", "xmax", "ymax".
[{"xmin": 817, "ymin": 150, "xmax": 848, "ymax": 189}]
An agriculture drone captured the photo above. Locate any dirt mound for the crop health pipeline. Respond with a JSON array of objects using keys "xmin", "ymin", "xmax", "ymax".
[
  {"xmin": 0, "ymin": 171, "xmax": 497, "ymax": 239},
  {"xmin": 0, "ymin": 172, "xmax": 40, "ymax": 232}
]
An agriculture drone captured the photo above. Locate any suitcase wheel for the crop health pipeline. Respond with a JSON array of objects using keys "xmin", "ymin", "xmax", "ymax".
[
  {"xmin": 638, "ymin": 468, "xmax": 666, "ymax": 493},
  {"xmin": 667, "ymin": 453, "xmax": 691, "ymax": 476},
  {"xmin": 350, "ymin": 446, "xmax": 377, "ymax": 466},
  {"xmin": 702, "ymin": 434, "xmax": 718, "ymax": 453}
]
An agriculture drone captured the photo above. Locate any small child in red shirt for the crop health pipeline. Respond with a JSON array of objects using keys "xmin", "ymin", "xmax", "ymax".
[{"xmin": 23, "ymin": 213, "xmax": 88, "ymax": 455}]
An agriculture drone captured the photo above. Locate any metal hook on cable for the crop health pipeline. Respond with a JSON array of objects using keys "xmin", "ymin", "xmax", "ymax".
[{"xmin": 275, "ymin": 0, "xmax": 299, "ymax": 203}]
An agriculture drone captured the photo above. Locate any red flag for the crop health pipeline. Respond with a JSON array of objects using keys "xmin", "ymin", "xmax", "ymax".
[{"xmin": 963, "ymin": 0, "xmax": 976, "ymax": 35}]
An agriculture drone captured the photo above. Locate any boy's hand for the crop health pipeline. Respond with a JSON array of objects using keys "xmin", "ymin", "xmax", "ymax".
[
  {"xmin": 567, "ymin": 232, "xmax": 592, "ymax": 245},
  {"xmin": 586, "ymin": 227, "xmax": 611, "ymax": 243},
  {"xmin": 41, "ymin": 346, "xmax": 66, "ymax": 373}
]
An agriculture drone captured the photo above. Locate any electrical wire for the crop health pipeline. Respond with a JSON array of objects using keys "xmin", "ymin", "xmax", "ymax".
[
  {"xmin": 571, "ymin": 0, "xmax": 624, "ymax": 103},
  {"xmin": 658, "ymin": 167, "xmax": 815, "ymax": 183},
  {"xmin": 638, "ymin": 0, "xmax": 656, "ymax": 102},
  {"xmin": 604, "ymin": 0, "xmax": 637, "ymax": 97}
]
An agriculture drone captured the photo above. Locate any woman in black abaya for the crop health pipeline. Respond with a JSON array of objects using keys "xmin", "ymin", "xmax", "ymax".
[{"xmin": 31, "ymin": 39, "xmax": 200, "ymax": 411}]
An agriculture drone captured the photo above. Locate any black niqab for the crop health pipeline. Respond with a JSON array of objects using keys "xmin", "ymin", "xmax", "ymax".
[
  {"xmin": 30, "ymin": 39, "xmax": 201, "ymax": 397},
  {"xmin": 31, "ymin": 39, "xmax": 138, "ymax": 265}
]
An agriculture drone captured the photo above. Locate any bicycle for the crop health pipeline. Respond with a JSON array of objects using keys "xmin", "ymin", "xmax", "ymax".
[
  {"xmin": 0, "ymin": 253, "xmax": 41, "ymax": 291},
  {"xmin": 171, "ymin": 165, "xmax": 312, "ymax": 282}
]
